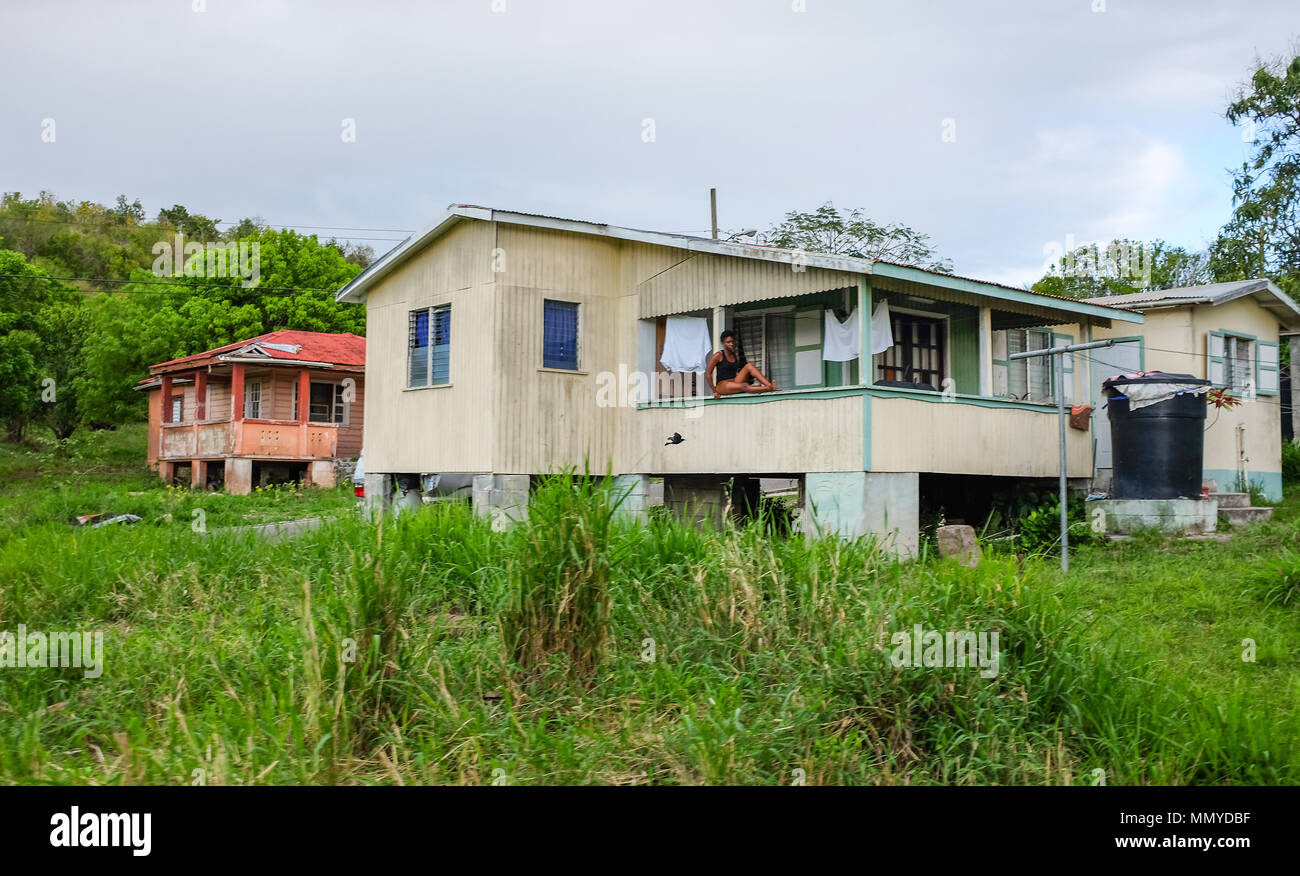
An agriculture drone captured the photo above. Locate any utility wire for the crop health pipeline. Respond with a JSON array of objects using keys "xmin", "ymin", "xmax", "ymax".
[{"xmin": 0, "ymin": 273, "xmax": 342, "ymax": 295}]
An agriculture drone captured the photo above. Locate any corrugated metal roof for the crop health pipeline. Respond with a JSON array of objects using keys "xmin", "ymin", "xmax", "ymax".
[
  {"xmin": 1081, "ymin": 278, "xmax": 1300, "ymax": 329},
  {"xmin": 335, "ymin": 203, "xmax": 1144, "ymax": 324},
  {"xmin": 149, "ymin": 330, "xmax": 366, "ymax": 374}
]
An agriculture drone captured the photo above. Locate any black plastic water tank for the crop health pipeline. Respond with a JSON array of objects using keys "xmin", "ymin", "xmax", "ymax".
[{"xmin": 1102, "ymin": 372, "xmax": 1209, "ymax": 499}]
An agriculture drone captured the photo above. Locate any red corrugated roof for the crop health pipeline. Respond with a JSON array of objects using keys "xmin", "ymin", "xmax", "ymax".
[{"xmin": 149, "ymin": 330, "xmax": 366, "ymax": 373}]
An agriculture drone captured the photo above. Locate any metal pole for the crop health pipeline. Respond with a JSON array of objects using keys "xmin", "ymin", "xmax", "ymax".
[
  {"xmin": 710, "ymin": 188, "xmax": 718, "ymax": 240},
  {"xmin": 1056, "ymin": 350, "xmax": 1069, "ymax": 573},
  {"xmin": 1008, "ymin": 338, "xmax": 1116, "ymax": 573}
]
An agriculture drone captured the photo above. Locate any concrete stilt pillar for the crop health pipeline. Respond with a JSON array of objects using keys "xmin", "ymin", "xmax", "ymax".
[
  {"xmin": 307, "ymin": 460, "xmax": 336, "ymax": 488},
  {"xmin": 227, "ymin": 458, "xmax": 253, "ymax": 495},
  {"xmin": 610, "ymin": 474, "xmax": 651, "ymax": 522},
  {"xmin": 663, "ymin": 475, "xmax": 729, "ymax": 531},
  {"xmin": 473, "ymin": 474, "xmax": 530, "ymax": 531},
  {"xmin": 803, "ymin": 471, "xmax": 920, "ymax": 558}
]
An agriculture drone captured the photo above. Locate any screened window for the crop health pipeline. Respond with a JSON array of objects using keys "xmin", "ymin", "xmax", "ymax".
[
  {"xmin": 1225, "ymin": 335, "xmax": 1254, "ymax": 394},
  {"xmin": 409, "ymin": 305, "xmax": 451, "ymax": 387},
  {"xmin": 543, "ymin": 300, "xmax": 580, "ymax": 370},
  {"xmin": 732, "ymin": 312, "xmax": 794, "ymax": 389},
  {"xmin": 244, "ymin": 379, "xmax": 262, "ymax": 419},
  {"xmin": 1005, "ymin": 329, "xmax": 1053, "ymax": 402},
  {"xmin": 171, "ymin": 395, "xmax": 183, "ymax": 423}
]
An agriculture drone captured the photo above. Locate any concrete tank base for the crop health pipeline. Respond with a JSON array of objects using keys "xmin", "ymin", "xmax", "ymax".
[{"xmin": 1092, "ymin": 498, "xmax": 1219, "ymax": 535}]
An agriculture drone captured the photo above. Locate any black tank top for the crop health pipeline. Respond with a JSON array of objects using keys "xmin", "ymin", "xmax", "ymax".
[{"xmin": 716, "ymin": 352, "xmax": 746, "ymax": 381}]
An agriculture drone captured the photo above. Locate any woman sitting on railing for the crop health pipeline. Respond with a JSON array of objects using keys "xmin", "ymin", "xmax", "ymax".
[{"xmin": 707, "ymin": 330, "xmax": 780, "ymax": 398}]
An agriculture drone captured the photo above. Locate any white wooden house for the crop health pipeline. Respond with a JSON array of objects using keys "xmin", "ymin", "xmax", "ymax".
[{"xmin": 336, "ymin": 205, "xmax": 1144, "ymax": 553}]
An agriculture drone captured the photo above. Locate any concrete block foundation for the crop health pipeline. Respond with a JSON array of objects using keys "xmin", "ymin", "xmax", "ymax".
[
  {"xmin": 1092, "ymin": 497, "xmax": 1219, "ymax": 535},
  {"xmin": 803, "ymin": 471, "xmax": 920, "ymax": 558},
  {"xmin": 473, "ymin": 474, "xmax": 530, "ymax": 531},
  {"xmin": 226, "ymin": 458, "xmax": 253, "ymax": 495},
  {"xmin": 307, "ymin": 460, "xmax": 337, "ymax": 488},
  {"xmin": 611, "ymin": 474, "xmax": 651, "ymax": 522}
]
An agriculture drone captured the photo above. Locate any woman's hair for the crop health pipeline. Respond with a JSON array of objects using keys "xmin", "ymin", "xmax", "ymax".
[{"xmin": 720, "ymin": 329, "xmax": 736, "ymax": 342}]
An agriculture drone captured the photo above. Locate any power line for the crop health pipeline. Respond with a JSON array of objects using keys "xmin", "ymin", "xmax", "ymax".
[
  {"xmin": 0, "ymin": 272, "xmax": 345, "ymax": 295},
  {"xmin": 0, "ymin": 213, "xmax": 415, "ymax": 235}
]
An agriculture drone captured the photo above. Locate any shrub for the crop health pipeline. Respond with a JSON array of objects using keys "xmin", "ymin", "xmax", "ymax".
[
  {"xmin": 1011, "ymin": 499, "xmax": 1101, "ymax": 556},
  {"xmin": 1283, "ymin": 440, "xmax": 1300, "ymax": 483}
]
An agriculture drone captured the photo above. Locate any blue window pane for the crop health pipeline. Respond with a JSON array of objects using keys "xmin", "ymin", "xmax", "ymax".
[
  {"xmin": 431, "ymin": 307, "xmax": 451, "ymax": 385},
  {"xmin": 543, "ymin": 300, "xmax": 579, "ymax": 370}
]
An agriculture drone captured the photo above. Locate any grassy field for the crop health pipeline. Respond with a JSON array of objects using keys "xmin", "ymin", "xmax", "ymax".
[
  {"xmin": 0, "ymin": 424, "xmax": 357, "ymax": 537},
  {"xmin": 0, "ymin": 426, "xmax": 1297, "ymax": 785}
]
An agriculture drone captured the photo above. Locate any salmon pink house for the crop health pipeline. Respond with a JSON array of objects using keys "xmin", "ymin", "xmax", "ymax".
[{"xmin": 136, "ymin": 330, "xmax": 366, "ymax": 493}]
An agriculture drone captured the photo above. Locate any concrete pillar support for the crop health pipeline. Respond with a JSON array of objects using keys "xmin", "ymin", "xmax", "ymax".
[
  {"xmin": 473, "ymin": 474, "xmax": 531, "ymax": 531},
  {"xmin": 663, "ymin": 475, "xmax": 729, "ymax": 531},
  {"xmin": 803, "ymin": 471, "xmax": 919, "ymax": 558},
  {"xmin": 226, "ymin": 458, "xmax": 252, "ymax": 495},
  {"xmin": 307, "ymin": 460, "xmax": 336, "ymax": 488},
  {"xmin": 610, "ymin": 474, "xmax": 651, "ymax": 522}
]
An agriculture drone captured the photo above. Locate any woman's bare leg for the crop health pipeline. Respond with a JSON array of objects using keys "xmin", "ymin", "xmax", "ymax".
[{"xmin": 738, "ymin": 363, "xmax": 779, "ymax": 391}]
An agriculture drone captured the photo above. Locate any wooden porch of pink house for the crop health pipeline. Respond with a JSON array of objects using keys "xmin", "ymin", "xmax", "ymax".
[{"xmin": 144, "ymin": 332, "xmax": 366, "ymax": 494}]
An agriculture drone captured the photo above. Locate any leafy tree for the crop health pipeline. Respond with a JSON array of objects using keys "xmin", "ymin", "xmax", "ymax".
[
  {"xmin": 325, "ymin": 237, "xmax": 376, "ymax": 268},
  {"xmin": 223, "ymin": 217, "xmax": 265, "ymax": 241},
  {"xmin": 0, "ymin": 327, "xmax": 40, "ymax": 443},
  {"xmin": 1210, "ymin": 48, "xmax": 1300, "ymax": 297},
  {"xmin": 33, "ymin": 301, "xmax": 91, "ymax": 439},
  {"xmin": 79, "ymin": 228, "xmax": 364, "ymax": 423},
  {"xmin": 1033, "ymin": 238, "xmax": 1211, "ymax": 299},
  {"xmin": 108, "ymin": 194, "xmax": 145, "ymax": 224},
  {"xmin": 765, "ymin": 203, "xmax": 953, "ymax": 272},
  {"xmin": 0, "ymin": 250, "xmax": 77, "ymax": 441},
  {"xmin": 157, "ymin": 204, "xmax": 221, "ymax": 241}
]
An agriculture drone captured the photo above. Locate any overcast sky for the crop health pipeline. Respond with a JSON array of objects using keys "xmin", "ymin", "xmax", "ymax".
[{"xmin": 3, "ymin": 0, "xmax": 1298, "ymax": 286}]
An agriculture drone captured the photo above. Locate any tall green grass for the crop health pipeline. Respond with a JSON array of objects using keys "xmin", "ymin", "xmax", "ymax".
[
  {"xmin": 500, "ymin": 471, "xmax": 618, "ymax": 679},
  {"xmin": 0, "ymin": 475, "xmax": 1296, "ymax": 785}
]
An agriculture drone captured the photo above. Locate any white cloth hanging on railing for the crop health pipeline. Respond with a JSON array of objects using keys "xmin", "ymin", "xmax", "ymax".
[
  {"xmin": 822, "ymin": 307, "xmax": 860, "ymax": 361},
  {"xmin": 870, "ymin": 298, "xmax": 894, "ymax": 355},
  {"xmin": 660, "ymin": 315, "xmax": 713, "ymax": 373}
]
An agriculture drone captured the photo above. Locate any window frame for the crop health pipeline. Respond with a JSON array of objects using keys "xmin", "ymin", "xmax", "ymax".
[
  {"xmin": 872, "ymin": 306, "xmax": 949, "ymax": 390},
  {"xmin": 1002, "ymin": 327, "xmax": 1055, "ymax": 404},
  {"xmin": 732, "ymin": 304, "xmax": 798, "ymax": 390},
  {"xmin": 244, "ymin": 378, "xmax": 262, "ymax": 419},
  {"xmin": 408, "ymin": 304, "xmax": 452, "ymax": 388},
  {"xmin": 308, "ymin": 380, "xmax": 348, "ymax": 425},
  {"xmin": 542, "ymin": 299, "xmax": 582, "ymax": 371},
  {"xmin": 1224, "ymin": 333, "xmax": 1256, "ymax": 397},
  {"xmin": 170, "ymin": 394, "xmax": 183, "ymax": 424}
]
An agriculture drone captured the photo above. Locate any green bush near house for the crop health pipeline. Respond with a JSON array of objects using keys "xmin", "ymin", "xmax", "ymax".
[{"xmin": 1283, "ymin": 440, "xmax": 1300, "ymax": 483}]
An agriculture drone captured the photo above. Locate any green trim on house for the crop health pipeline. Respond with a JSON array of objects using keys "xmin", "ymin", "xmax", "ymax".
[
  {"xmin": 636, "ymin": 383, "xmax": 1065, "ymax": 413},
  {"xmin": 948, "ymin": 303, "xmax": 980, "ymax": 395},
  {"xmin": 1257, "ymin": 340, "xmax": 1280, "ymax": 396},
  {"xmin": 1207, "ymin": 329, "xmax": 1226, "ymax": 388},
  {"xmin": 869, "ymin": 261, "xmax": 1146, "ymax": 324},
  {"xmin": 1203, "ymin": 468, "xmax": 1282, "ymax": 503},
  {"xmin": 637, "ymin": 386, "xmax": 865, "ymax": 409},
  {"xmin": 862, "ymin": 392, "xmax": 872, "ymax": 471}
]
